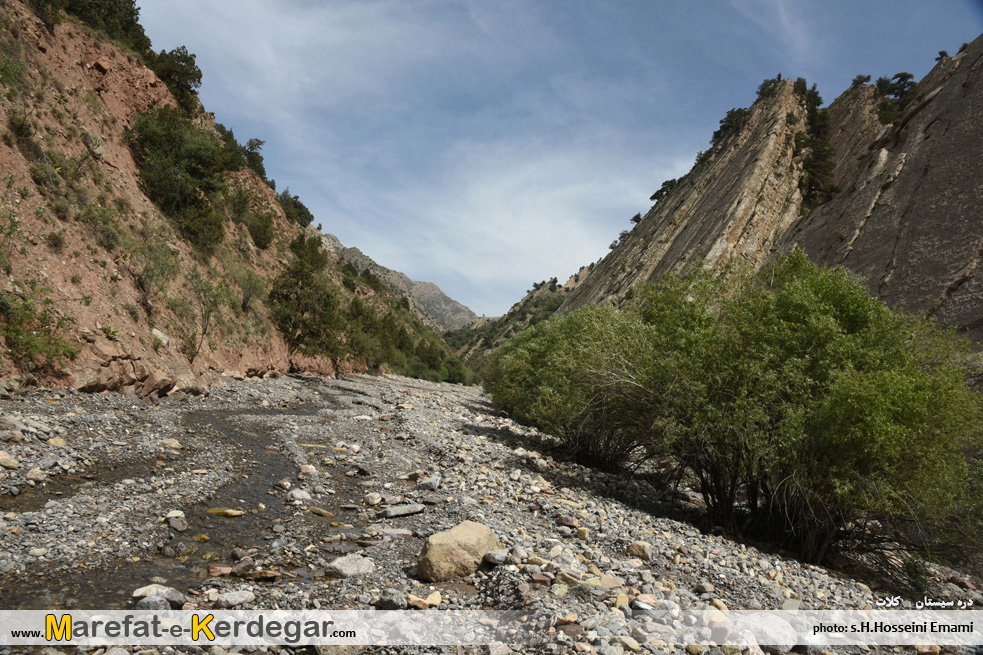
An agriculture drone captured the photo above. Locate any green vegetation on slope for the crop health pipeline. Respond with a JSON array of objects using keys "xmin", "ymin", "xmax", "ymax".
[
  {"xmin": 444, "ymin": 278, "xmax": 566, "ymax": 378},
  {"xmin": 487, "ymin": 250, "xmax": 982, "ymax": 565},
  {"xmin": 269, "ymin": 235, "xmax": 474, "ymax": 383}
]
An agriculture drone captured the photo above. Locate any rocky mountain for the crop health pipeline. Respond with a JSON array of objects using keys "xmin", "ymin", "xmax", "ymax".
[
  {"xmin": 0, "ymin": 0, "xmax": 469, "ymax": 395},
  {"xmin": 779, "ymin": 40, "xmax": 983, "ymax": 337},
  {"xmin": 316, "ymin": 232, "xmax": 477, "ymax": 332},
  {"xmin": 561, "ymin": 35, "xmax": 983, "ymax": 339}
]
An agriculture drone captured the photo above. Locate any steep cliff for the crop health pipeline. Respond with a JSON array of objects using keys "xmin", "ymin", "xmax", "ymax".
[
  {"xmin": 561, "ymin": 35, "xmax": 983, "ymax": 340},
  {"xmin": 561, "ymin": 78, "xmax": 807, "ymax": 312},
  {"xmin": 782, "ymin": 36, "xmax": 983, "ymax": 337},
  {"xmin": 0, "ymin": 0, "xmax": 467, "ymax": 394}
]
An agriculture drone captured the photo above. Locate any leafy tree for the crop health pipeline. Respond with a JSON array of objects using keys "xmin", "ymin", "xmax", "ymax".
[
  {"xmin": 756, "ymin": 73, "xmax": 782, "ymax": 98},
  {"xmin": 278, "ymin": 188, "xmax": 315, "ymax": 226},
  {"xmin": 244, "ymin": 211, "xmax": 274, "ymax": 249},
  {"xmin": 185, "ymin": 267, "xmax": 227, "ymax": 364},
  {"xmin": 792, "ymin": 79, "xmax": 838, "ymax": 205},
  {"xmin": 936, "ymin": 50, "xmax": 949, "ymax": 61},
  {"xmin": 874, "ymin": 72, "xmax": 918, "ymax": 124},
  {"xmin": 244, "ymin": 138, "xmax": 267, "ymax": 179},
  {"xmin": 649, "ymin": 178, "xmax": 678, "ymax": 203},
  {"xmin": 711, "ymin": 107, "xmax": 750, "ymax": 148},
  {"xmin": 146, "ymin": 46, "xmax": 202, "ymax": 115},
  {"xmin": 65, "ymin": 0, "xmax": 150, "ymax": 52},
  {"xmin": 851, "ymin": 74, "xmax": 871, "ymax": 87},
  {"xmin": 269, "ymin": 236, "xmax": 339, "ymax": 356}
]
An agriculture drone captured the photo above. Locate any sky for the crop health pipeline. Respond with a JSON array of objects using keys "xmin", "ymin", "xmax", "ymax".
[{"xmin": 135, "ymin": 1, "xmax": 983, "ymax": 318}]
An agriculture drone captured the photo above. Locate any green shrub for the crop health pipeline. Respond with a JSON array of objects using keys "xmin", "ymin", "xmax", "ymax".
[
  {"xmin": 77, "ymin": 205, "xmax": 123, "ymax": 251},
  {"xmin": 45, "ymin": 230, "xmax": 65, "ymax": 252},
  {"xmin": 0, "ymin": 56, "xmax": 25, "ymax": 89},
  {"xmin": 487, "ymin": 304, "xmax": 661, "ymax": 470},
  {"xmin": 277, "ymin": 188, "xmax": 314, "ymax": 226},
  {"xmin": 126, "ymin": 107, "xmax": 227, "ymax": 250},
  {"xmin": 230, "ymin": 265, "xmax": 265, "ymax": 313},
  {"xmin": 128, "ymin": 219, "xmax": 176, "ymax": 312},
  {"xmin": 0, "ymin": 282, "xmax": 78, "ymax": 372},
  {"xmin": 244, "ymin": 211, "xmax": 274, "ymax": 249},
  {"xmin": 489, "ymin": 250, "xmax": 982, "ymax": 564}
]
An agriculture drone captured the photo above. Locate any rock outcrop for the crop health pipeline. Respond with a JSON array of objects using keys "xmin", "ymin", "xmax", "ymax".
[
  {"xmin": 782, "ymin": 37, "xmax": 983, "ymax": 338},
  {"xmin": 559, "ymin": 34, "xmax": 983, "ymax": 340},
  {"xmin": 561, "ymin": 78, "xmax": 807, "ymax": 313}
]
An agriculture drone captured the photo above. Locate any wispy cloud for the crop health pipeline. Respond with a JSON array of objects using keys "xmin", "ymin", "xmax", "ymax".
[
  {"xmin": 135, "ymin": 0, "xmax": 978, "ymax": 316},
  {"xmin": 729, "ymin": 0, "xmax": 818, "ymax": 67}
]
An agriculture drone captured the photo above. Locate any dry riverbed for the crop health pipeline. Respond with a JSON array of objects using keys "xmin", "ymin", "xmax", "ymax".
[{"xmin": 0, "ymin": 374, "xmax": 980, "ymax": 655}]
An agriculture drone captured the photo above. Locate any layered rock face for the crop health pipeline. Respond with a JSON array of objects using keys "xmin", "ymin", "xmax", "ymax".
[
  {"xmin": 561, "ymin": 34, "xmax": 983, "ymax": 339},
  {"xmin": 782, "ymin": 36, "xmax": 983, "ymax": 337},
  {"xmin": 561, "ymin": 79, "xmax": 807, "ymax": 313}
]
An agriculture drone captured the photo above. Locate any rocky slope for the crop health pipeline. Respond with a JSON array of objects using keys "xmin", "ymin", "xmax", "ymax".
[
  {"xmin": 446, "ymin": 275, "xmax": 580, "ymax": 370},
  {"xmin": 781, "ymin": 37, "xmax": 983, "ymax": 338},
  {"xmin": 2, "ymin": 375, "xmax": 979, "ymax": 654},
  {"xmin": 560, "ymin": 35, "xmax": 983, "ymax": 340},
  {"xmin": 560, "ymin": 78, "xmax": 807, "ymax": 313},
  {"xmin": 0, "ymin": 0, "xmax": 462, "ymax": 396},
  {"xmin": 317, "ymin": 233, "xmax": 477, "ymax": 332}
]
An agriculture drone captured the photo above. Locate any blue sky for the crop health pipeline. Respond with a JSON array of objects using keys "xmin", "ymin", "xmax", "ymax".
[{"xmin": 135, "ymin": 1, "xmax": 983, "ymax": 318}]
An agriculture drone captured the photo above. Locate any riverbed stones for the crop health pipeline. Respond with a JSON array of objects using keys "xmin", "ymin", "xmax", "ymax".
[
  {"xmin": 0, "ymin": 450, "xmax": 19, "ymax": 469},
  {"xmin": 379, "ymin": 503, "xmax": 425, "ymax": 518},
  {"xmin": 416, "ymin": 520, "xmax": 501, "ymax": 582},
  {"xmin": 1, "ymin": 374, "xmax": 978, "ymax": 655},
  {"xmin": 325, "ymin": 554, "xmax": 376, "ymax": 578},
  {"xmin": 214, "ymin": 590, "xmax": 255, "ymax": 609}
]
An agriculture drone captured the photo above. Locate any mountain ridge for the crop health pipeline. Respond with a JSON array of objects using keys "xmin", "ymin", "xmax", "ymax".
[
  {"xmin": 558, "ymin": 36, "xmax": 983, "ymax": 338},
  {"xmin": 315, "ymin": 231, "xmax": 477, "ymax": 333}
]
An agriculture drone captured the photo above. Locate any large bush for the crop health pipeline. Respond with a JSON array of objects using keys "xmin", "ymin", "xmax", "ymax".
[
  {"xmin": 487, "ymin": 304, "xmax": 664, "ymax": 470},
  {"xmin": 488, "ymin": 250, "xmax": 982, "ymax": 563},
  {"xmin": 126, "ymin": 107, "xmax": 227, "ymax": 250}
]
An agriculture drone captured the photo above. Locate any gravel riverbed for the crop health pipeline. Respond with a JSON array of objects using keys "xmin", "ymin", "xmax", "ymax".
[{"xmin": 0, "ymin": 374, "xmax": 980, "ymax": 655}]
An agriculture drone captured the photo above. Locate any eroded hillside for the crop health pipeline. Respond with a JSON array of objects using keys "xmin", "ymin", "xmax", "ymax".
[{"xmin": 0, "ymin": 0, "xmax": 471, "ymax": 395}]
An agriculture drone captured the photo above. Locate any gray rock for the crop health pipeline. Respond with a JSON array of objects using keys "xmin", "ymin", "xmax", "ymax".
[
  {"xmin": 136, "ymin": 596, "xmax": 171, "ymax": 610},
  {"xmin": 379, "ymin": 503, "xmax": 425, "ymax": 518},
  {"xmin": 325, "ymin": 554, "xmax": 376, "ymax": 578},
  {"xmin": 286, "ymin": 488, "xmax": 312, "ymax": 502},
  {"xmin": 375, "ymin": 589, "xmax": 408, "ymax": 610},
  {"xmin": 484, "ymin": 549, "xmax": 509, "ymax": 566},
  {"xmin": 214, "ymin": 590, "xmax": 255, "ymax": 609},
  {"xmin": 417, "ymin": 475, "xmax": 441, "ymax": 491}
]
